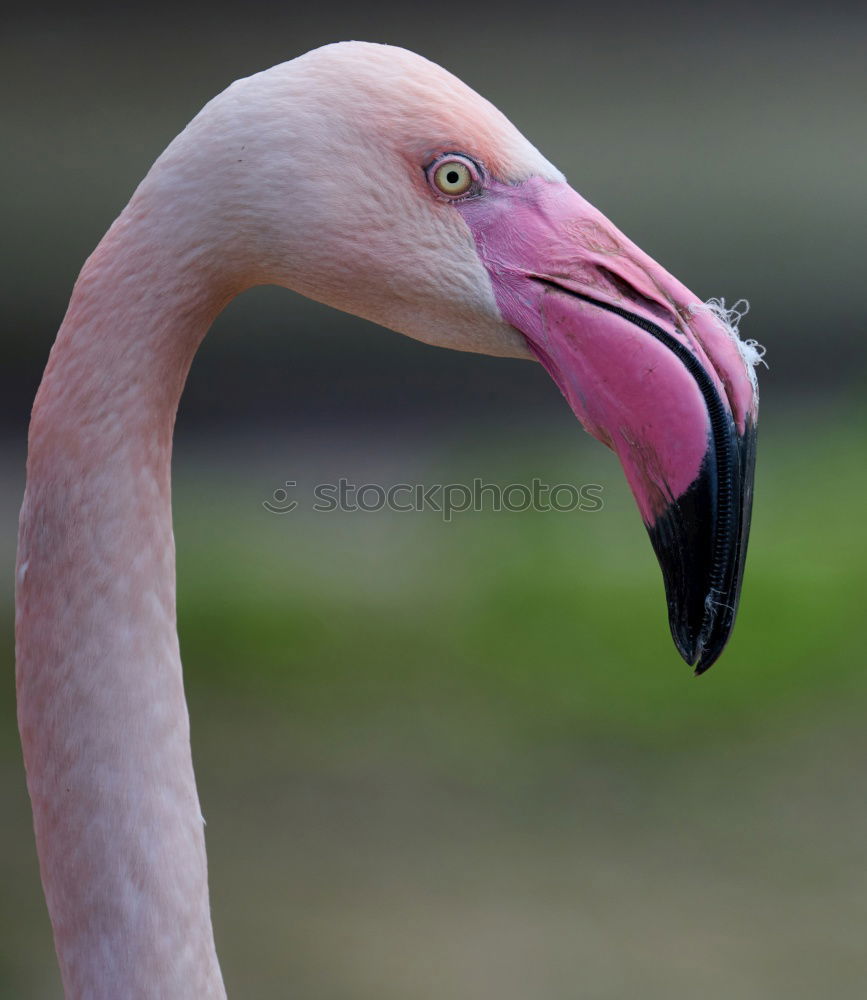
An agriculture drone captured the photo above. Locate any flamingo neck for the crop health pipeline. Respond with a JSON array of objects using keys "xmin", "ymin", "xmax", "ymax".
[{"xmin": 16, "ymin": 194, "xmax": 237, "ymax": 997}]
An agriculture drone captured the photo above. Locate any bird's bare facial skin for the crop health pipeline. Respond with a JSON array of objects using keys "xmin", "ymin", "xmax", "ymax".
[
  {"xmin": 454, "ymin": 176, "xmax": 760, "ymax": 673},
  {"xmin": 425, "ymin": 153, "xmax": 483, "ymax": 200}
]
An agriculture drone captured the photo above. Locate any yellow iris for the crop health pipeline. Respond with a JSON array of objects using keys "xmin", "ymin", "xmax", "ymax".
[{"xmin": 433, "ymin": 160, "xmax": 473, "ymax": 196}]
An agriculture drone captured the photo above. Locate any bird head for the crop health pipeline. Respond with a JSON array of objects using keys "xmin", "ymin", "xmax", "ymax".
[{"xmin": 167, "ymin": 41, "xmax": 761, "ymax": 672}]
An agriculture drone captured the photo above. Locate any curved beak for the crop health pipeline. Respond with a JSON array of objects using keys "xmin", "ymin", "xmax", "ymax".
[{"xmin": 458, "ymin": 178, "xmax": 760, "ymax": 673}]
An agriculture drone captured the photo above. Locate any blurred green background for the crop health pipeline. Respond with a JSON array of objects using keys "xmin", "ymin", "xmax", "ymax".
[{"xmin": 2, "ymin": 2, "xmax": 866, "ymax": 997}]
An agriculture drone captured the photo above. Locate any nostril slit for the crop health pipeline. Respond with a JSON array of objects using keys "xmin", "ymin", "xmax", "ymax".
[{"xmin": 597, "ymin": 265, "xmax": 675, "ymax": 327}]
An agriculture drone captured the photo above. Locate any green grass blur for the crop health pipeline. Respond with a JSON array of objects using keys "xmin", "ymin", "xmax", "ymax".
[{"xmin": 175, "ymin": 407, "xmax": 866, "ymax": 758}]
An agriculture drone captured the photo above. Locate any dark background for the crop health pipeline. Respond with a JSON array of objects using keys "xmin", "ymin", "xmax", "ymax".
[
  {"xmin": 3, "ymin": 0, "xmax": 864, "ymax": 432},
  {"xmin": 2, "ymin": 2, "xmax": 866, "ymax": 997}
]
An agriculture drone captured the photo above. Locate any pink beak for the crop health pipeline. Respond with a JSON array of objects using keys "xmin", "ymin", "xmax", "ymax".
[{"xmin": 458, "ymin": 178, "xmax": 759, "ymax": 672}]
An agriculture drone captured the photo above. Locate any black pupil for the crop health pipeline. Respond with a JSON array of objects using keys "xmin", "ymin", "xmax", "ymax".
[{"xmin": 446, "ymin": 170, "xmax": 460, "ymax": 185}]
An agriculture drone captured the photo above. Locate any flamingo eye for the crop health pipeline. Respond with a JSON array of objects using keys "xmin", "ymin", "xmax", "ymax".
[{"xmin": 431, "ymin": 157, "xmax": 476, "ymax": 197}]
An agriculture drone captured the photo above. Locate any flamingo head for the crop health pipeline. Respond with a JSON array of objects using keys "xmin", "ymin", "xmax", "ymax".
[{"xmin": 186, "ymin": 41, "xmax": 761, "ymax": 672}]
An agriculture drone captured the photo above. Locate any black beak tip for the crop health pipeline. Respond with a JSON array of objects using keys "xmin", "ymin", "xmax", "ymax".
[
  {"xmin": 671, "ymin": 621, "xmax": 730, "ymax": 676},
  {"xmin": 693, "ymin": 652, "xmax": 717, "ymax": 677},
  {"xmin": 648, "ymin": 419, "xmax": 757, "ymax": 677}
]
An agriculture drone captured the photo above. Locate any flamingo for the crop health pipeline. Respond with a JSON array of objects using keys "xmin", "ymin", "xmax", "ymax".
[{"xmin": 16, "ymin": 41, "xmax": 760, "ymax": 997}]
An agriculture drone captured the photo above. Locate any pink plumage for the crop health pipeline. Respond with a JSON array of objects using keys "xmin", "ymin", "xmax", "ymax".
[{"xmin": 17, "ymin": 41, "xmax": 759, "ymax": 997}]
